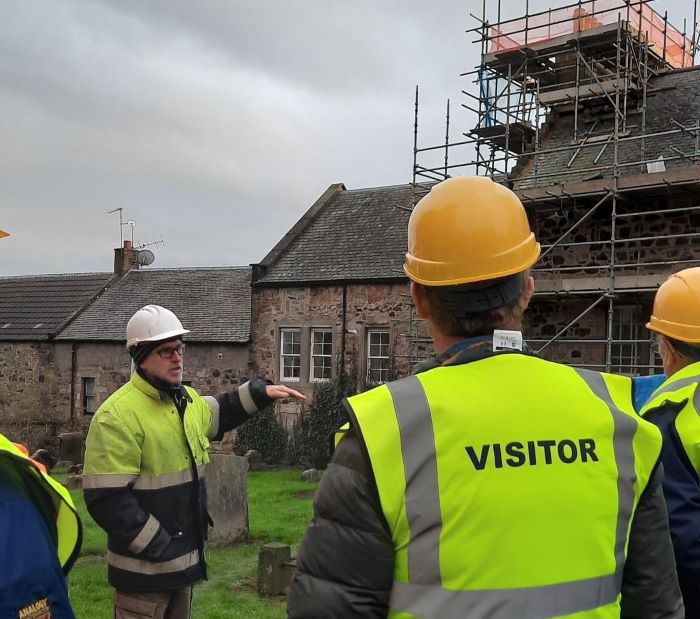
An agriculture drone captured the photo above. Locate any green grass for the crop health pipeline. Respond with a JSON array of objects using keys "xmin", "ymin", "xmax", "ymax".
[
  {"xmin": 59, "ymin": 468, "xmax": 317, "ymax": 619},
  {"xmin": 248, "ymin": 470, "xmax": 317, "ymax": 546}
]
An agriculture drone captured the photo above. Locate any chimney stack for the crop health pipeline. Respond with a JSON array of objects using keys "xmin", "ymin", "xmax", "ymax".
[{"xmin": 114, "ymin": 240, "xmax": 140, "ymax": 276}]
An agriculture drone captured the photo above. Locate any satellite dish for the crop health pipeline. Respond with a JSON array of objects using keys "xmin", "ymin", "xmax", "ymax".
[{"xmin": 137, "ymin": 249, "xmax": 155, "ymax": 267}]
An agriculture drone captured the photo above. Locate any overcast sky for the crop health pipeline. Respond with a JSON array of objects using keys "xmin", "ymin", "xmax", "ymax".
[{"xmin": 0, "ymin": 0, "xmax": 693, "ymax": 275}]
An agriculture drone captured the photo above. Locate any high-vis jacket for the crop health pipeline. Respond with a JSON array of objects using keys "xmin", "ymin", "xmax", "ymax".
[
  {"xmin": 287, "ymin": 347, "xmax": 681, "ymax": 619},
  {"xmin": 640, "ymin": 362, "xmax": 700, "ymax": 612},
  {"xmin": 641, "ymin": 362, "xmax": 700, "ymax": 476},
  {"xmin": 349, "ymin": 355, "xmax": 661, "ymax": 619},
  {"xmin": 83, "ymin": 371, "xmax": 269, "ymax": 593},
  {"xmin": 0, "ymin": 434, "xmax": 82, "ymax": 619}
]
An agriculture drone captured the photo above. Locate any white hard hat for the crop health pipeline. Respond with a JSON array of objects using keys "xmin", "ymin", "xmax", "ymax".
[{"xmin": 125, "ymin": 305, "xmax": 190, "ymax": 350}]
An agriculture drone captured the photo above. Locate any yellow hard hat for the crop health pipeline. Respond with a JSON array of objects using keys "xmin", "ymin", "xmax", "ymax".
[
  {"xmin": 404, "ymin": 176, "xmax": 540, "ymax": 286},
  {"xmin": 647, "ymin": 268, "xmax": 700, "ymax": 342}
]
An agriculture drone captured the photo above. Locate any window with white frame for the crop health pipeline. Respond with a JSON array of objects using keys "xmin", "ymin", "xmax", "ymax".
[
  {"xmin": 610, "ymin": 305, "xmax": 646, "ymax": 375},
  {"xmin": 83, "ymin": 377, "xmax": 97, "ymax": 415},
  {"xmin": 280, "ymin": 328, "xmax": 301, "ymax": 381},
  {"xmin": 310, "ymin": 329, "xmax": 333, "ymax": 382},
  {"xmin": 366, "ymin": 329, "xmax": 390, "ymax": 383}
]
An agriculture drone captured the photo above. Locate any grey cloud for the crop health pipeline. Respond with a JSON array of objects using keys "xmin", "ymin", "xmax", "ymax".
[{"xmin": 1, "ymin": 0, "xmax": 693, "ymax": 275}]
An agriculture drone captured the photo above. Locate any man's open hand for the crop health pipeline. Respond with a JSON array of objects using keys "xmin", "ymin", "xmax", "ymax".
[{"xmin": 265, "ymin": 384, "xmax": 308, "ymax": 402}]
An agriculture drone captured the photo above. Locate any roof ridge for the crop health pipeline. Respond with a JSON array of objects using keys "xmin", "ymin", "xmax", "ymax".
[
  {"xmin": 127, "ymin": 266, "xmax": 252, "ymax": 273},
  {"xmin": 343, "ymin": 182, "xmax": 415, "ymax": 193},
  {"xmin": 0, "ymin": 271, "xmax": 111, "ymax": 281}
]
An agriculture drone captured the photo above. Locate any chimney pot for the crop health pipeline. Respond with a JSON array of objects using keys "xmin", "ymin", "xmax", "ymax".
[{"xmin": 114, "ymin": 242, "xmax": 139, "ymax": 276}]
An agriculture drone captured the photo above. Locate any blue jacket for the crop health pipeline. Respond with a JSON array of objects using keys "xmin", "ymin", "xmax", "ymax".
[
  {"xmin": 0, "ymin": 463, "xmax": 76, "ymax": 619},
  {"xmin": 632, "ymin": 374, "xmax": 666, "ymax": 412}
]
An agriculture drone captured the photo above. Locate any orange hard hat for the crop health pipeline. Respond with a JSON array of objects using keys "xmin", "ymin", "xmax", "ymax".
[
  {"xmin": 404, "ymin": 176, "xmax": 540, "ymax": 286},
  {"xmin": 647, "ymin": 268, "xmax": 700, "ymax": 343}
]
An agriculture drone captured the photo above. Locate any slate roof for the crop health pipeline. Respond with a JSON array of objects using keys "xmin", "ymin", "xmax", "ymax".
[
  {"xmin": 57, "ymin": 267, "xmax": 252, "ymax": 343},
  {"xmin": 255, "ymin": 184, "xmax": 413, "ymax": 284},
  {"xmin": 515, "ymin": 67, "xmax": 700, "ymax": 189},
  {"xmin": 0, "ymin": 272, "xmax": 114, "ymax": 340}
]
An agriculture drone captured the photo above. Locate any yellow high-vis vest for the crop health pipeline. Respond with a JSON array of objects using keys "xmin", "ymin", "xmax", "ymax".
[
  {"xmin": 640, "ymin": 361, "xmax": 700, "ymax": 475},
  {"xmin": 345, "ymin": 354, "xmax": 662, "ymax": 619},
  {"xmin": 0, "ymin": 434, "xmax": 82, "ymax": 572}
]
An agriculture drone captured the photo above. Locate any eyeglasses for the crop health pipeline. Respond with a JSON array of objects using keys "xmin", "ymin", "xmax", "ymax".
[
  {"xmin": 650, "ymin": 340, "xmax": 661, "ymax": 356},
  {"xmin": 156, "ymin": 343, "xmax": 186, "ymax": 359}
]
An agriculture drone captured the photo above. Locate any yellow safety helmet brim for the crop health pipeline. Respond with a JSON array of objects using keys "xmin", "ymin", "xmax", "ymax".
[{"xmin": 647, "ymin": 268, "xmax": 700, "ymax": 343}]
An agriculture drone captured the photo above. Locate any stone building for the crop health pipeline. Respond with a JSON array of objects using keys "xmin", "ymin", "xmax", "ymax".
[
  {"xmin": 0, "ymin": 262, "xmax": 253, "ymax": 451},
  {"xmin": 458, "ymin": 7, "xmax": 700, "ymax": 373},
  {"xmin": 0, "ymin": 272, "xmax": 115, "ymax": 447},
  {"xmin": 250, "ymin": 184, "xmax": 417, "ymax": 426},
  {"xmin": 251, "ymin": 65, "xmax": 700, "ymax": 423}
]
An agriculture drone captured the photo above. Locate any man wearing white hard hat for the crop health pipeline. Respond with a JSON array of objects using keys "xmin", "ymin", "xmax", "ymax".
[{"xmin": 83, "ymin": 305, "xmax": 305, "ymax": 619}]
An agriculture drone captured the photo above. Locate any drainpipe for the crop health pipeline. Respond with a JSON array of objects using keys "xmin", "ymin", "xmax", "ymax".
[
  {"xmin": 70, "ymin": 343, "xmax": 77, "ymax": 427},
  {"xmin": 340, "ymin": 284, "xmax": 347, "ymax": 388}
]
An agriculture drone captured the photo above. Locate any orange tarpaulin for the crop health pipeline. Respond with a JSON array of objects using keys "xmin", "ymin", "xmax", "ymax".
[{"xmin": 489, "ymin": 0, "xmax": 693, "ymax": 69}]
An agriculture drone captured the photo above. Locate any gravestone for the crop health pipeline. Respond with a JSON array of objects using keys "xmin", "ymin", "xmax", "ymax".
[
  {"xmin": 64, "ymin": 475, "xmax": 82, "ymax": 490},
  {"xmin": 244, "ymin": 449, "xmax": 261, "ymax": 471},
  {"xmin": 257, "ymin": 542, "xmax": 295, "ymax": 597},
  {"xmin": 301, "ymin": 469, "xmax": 321, "ymax": 483},
  {"xmin": 57, "ymin": 432, "xmax": 86, "ymax": 465},
  {"xmin": 69, "ymin": 463, "xmax": 83, "ymax": 475},
  {"xmin": 203, "ymin": 454, "xmax": 249, "ymax": 546}
]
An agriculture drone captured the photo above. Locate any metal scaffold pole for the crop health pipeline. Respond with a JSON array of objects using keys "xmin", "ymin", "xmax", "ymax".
[{"xmin": 410, "ymin": 0, "xmax": 700, "ymax": 373}]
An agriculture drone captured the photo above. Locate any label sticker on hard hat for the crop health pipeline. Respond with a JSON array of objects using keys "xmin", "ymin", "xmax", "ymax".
[{"xmin": 493, "ymin": 330, "xmax": 523, "ymax": 351}]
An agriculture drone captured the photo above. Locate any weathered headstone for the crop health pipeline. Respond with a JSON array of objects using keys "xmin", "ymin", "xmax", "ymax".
[
  {"xmin": 257, "ymin": 542, "xmax": 295, "ymax": 597},
  {"xmin": 301, "ymin": 468, "xmax": 321, "ymax": 483},
  {"xmin": 203, "ymin": 454, "xmax": 249, "ymax": 546},
  {"xmin": 64, "ymin": 475, "xmax": 82, "ymax": 490},
  {"xmin": 31, "ymin": 449, "xmax": 55, "ymax": 472},
  {"xmin": 57, "ymin": 432, "xmax": 86, "ymax": 465},
  {"xmin": 245, "ymin": 449, "xmax": 262, "ymax": 471}
]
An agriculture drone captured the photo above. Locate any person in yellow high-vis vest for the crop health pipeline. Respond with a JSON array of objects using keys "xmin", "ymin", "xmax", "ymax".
[
  {"xmin": 287, "ymin": 176, "xmax": 683, "ymax": 619},
  {"xmin": 640, "ymin": 268, "xmax": 700, "ymax": 616},
  {"xmin": 84, "ymin": 304, "xmax": 305, "ymax": 619},
  {"xmin": 0, "ymin": 434, "xmax": 82, "ymax": 619}
]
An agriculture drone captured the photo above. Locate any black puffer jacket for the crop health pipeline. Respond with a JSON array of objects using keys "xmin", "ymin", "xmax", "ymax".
[{"xmin": 287, "ymin": 344, "xmax": 683, "ymax": 619}]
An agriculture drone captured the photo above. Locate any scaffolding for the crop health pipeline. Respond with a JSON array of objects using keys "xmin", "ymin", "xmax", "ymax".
[{"xmin": 409, "ymin": 0, "xmax": 700, "ymax": 374}]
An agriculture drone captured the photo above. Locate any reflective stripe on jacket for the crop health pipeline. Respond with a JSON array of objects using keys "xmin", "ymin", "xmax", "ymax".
[
  {"xmin": 83, "ymin": 371, "xmax": 214, "ymax": 592},
  {"xmin": 0, "ymin": 433, "xmax": 82, "ymax": 573},
  {"xmin": 346, "ymin": 354, "xmax": 662, "ymax": 619}
]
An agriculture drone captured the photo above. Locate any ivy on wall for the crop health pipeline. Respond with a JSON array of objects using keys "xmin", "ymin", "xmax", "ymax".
[
  {"xmin": 288, "ymin": 380, "xmax": 351, "ymax": 469},
  {"xmin": 234, "ymin": 376, "xmax": 362, "ymax": 468},
  {"xmin": 233, "ymin": 402, "xmax": 288, "ymax": 464}
]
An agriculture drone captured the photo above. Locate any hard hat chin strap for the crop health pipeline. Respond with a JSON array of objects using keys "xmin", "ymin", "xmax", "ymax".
[{"xmin": 435, "ymin": 274, "xmax": 524, "ymax": 316}]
